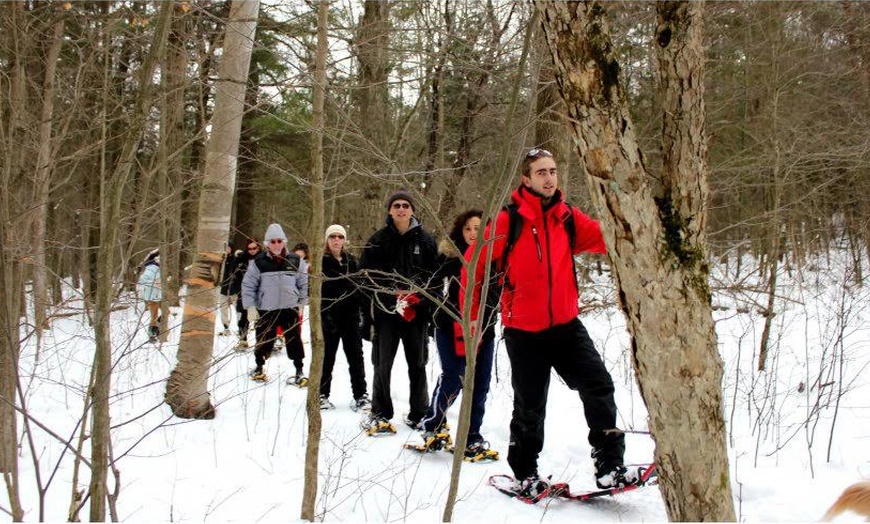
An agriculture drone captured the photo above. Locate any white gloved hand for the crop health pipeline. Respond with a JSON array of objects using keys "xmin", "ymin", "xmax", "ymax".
[
  {"xmin": 395, "ymin": 298, "xmax": 408, "ymax": 317},
  {"xmin": 247, "ymin": 307, "xmax": 260, "ymax": 323}
]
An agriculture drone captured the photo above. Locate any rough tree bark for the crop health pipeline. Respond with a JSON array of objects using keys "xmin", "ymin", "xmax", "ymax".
[
  {"xmin": 165, "ymin": 0, "xmax": 260, "ymax": 419},
  {"xmin": 536, "ymin": 1, "xmax": 735, "ymax": 520},
  {"xmin": 300, "ymin": 2, "xmax": 328, "ymax": 520},
  {"xmin": 0, "ymin": 4, "xmax": 27, "ymax": 519}
]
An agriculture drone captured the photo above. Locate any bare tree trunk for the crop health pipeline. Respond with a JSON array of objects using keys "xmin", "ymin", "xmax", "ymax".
[
  {"xmin": 421, "ymin": 0, "xmax": 450, "ymax": 198},
  {"xmin": 757, "ymin": 16, "xmax": 784, "ymax": 371},
  {"xmin": 0, "ymin": 3, "xmax": 28, "ymax": 519},
  {"xmin": 89, "ymin": 5, "xmax": 172, "ymax": 520},
  {"xmin": 355, "ymin": 0, "xmax": 392, "ymax": 228},
  {"xmin": 537, "ymin": 2, "xmax": 735, "ymax": 520},
  {"xmin": 30, "ymin": 11, "xmax": 65, "ymax": 341},
  {"xmin": 166, "ymin": 0, "xmax": 259, "ymax": 419},
  {"xmin": 160, "ymin": 4, "xmax": 191, "ymax": 309},
  {"xmin": 301, "ymin": 2, "xmax": 328, "ymax": 520}
]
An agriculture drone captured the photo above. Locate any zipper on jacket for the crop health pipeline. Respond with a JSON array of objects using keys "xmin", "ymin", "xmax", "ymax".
[
  {"xmin": 542, "ymin": 217, "xmax": 554, "ymax": 327},
  {"xmin": 531, "ymin": 227, "xmax": 543, "ymax": 262}
]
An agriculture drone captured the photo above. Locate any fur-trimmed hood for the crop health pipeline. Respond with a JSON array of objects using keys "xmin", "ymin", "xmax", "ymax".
[{"xmin": 439, "ymin": 238, "xmax": 461, "ymax": 258}]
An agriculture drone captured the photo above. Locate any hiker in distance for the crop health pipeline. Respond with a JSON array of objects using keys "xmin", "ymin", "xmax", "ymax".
[{"xmin": 241, "ymin": 223, "xmax": 309, "ymax": 385}]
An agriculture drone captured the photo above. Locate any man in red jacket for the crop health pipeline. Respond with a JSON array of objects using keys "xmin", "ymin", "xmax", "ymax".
[{"xmin": 461, "ymin": 148, "xmax": 633, "ymax": 498}]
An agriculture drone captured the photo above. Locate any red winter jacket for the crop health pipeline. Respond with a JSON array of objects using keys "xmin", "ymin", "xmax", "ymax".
[{"xmin": 460, "ymin": 185, "xmax": 606, "ymax": 333}]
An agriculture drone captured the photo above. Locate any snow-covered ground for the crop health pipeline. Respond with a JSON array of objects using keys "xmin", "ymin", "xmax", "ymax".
[{"xmin": 15, "ymin": 248, "xmax": 870, "ymax": 521}]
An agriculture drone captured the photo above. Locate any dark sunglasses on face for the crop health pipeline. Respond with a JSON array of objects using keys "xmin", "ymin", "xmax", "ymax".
[
  {"xmin": 391, "ymin": 202, "xmax": 411, "ymax": 210},
  {"xmin": 247, "ymin": 246, "xmax": 258, "ymax": 251},
  {"xmin": 268, "ymin": 239, "xmax": 284, "ymax": 244},
  {"xmin": 526, "ymin": 147, "xmax": 553, "ymax": 159},
  {"xmin": 328, "ymin": 234, "xmax": 345, "ymax": 240}
]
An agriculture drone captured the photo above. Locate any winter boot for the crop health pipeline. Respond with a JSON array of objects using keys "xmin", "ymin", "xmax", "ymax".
[
  {"xmin": 402, "ymin": 413, "xmax": 422, "ymax": 430},
  {"xmin": 592, "ymin": 447, "xmax": 637, "ymax": 489},
  {"xmin": 362, "ymin": 413, "xmax": 396, "ymax": 436},
  {"xmin": 518, "ymin": 474, "xmax": 552, "ymax": 501},
  {"xmin": 463, "ymin": 439, "xmax": 499, "ymax": 462},
  {"xmin": 319, "ymin": 395, "xmax": 335, "ymax": 410},
  {"xmin": 351, "ymin": 394, "xmax": 371, "ymax": 412},
  {"xmin": 420, "ymin": 428, "xmax": 452, "ymax": 451},
  {"xmin": 286, "ymin": 374, "xmax": 309, "ymax": 387},
  {"xmin": 249, "ymin": 367, "xmax": 268, "ymax": 382}
]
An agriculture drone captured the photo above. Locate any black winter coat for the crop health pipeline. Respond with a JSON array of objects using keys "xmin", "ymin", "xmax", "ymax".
[
  {"xmin": 219, "ymin": 252, "xmax": 235, "ymax": 296},
  {"xmin": 359, "ymin": 217, "xmax": 439, "ymax": 321},
  {"xmin": 227, "ymin": 250, "xmax": 255, "ymax": 297},
  {"xmin": 321, "ymin": 251, "xmax": 361, "ymax": 317}
]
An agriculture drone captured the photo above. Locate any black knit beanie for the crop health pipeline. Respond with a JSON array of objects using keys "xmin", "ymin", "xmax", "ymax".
[{"xmin": 386, "ymin": 189, "xmax": 415, "ymax": 212}]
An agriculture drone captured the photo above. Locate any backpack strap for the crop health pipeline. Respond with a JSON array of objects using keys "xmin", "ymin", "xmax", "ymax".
[
  {"xmin": 499, "ymin": 203, "xmax": 522, "ymax": 273},
  {"xmin": 563, "ymin": 204, "xmax": 579, "ymax": 294},
  {"xmin": 564, "ymin": 203, "xmax": 576, "ymax": 251}
]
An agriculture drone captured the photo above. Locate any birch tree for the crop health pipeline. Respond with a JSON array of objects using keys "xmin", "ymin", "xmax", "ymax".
[
  {"xmin": 166, "ymin": 0, "xmax": 260, "ymax": 419},
  {"xmin": 537, "ymin": 1, "xmax": 735, "ymax": 520}
]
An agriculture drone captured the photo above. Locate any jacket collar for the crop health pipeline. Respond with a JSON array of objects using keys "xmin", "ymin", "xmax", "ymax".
[
  {"xmin": 512, "ymin": 184, "xmax": 565, "ymax": 220},
  {"xmin": 385, "ymin": 215, "xmax": 421, "ymax": 235}
]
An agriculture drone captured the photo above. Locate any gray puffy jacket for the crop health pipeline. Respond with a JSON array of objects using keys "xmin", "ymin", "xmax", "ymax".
[{"xmin": 241, "ymin": 251, "xmax": 309, "ymax": 311}]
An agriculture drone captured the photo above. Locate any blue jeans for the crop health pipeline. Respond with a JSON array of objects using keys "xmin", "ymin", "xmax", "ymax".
[{"xmin": 420, "ymin": 327, "xmax": 495, "ymax": 441}]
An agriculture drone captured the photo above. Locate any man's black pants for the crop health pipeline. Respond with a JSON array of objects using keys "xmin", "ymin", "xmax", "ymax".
[
  {"xmin": 504, "ymin": 318, "xmax": 624, "ymax": 480},
  {"xmin": 370, "ymin": 314, "xmax": 429, "ymax": 422}
]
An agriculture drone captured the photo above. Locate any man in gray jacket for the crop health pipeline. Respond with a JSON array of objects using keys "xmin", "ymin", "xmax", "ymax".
[{"xmin": 242, "ymin": 223, "xmax": 309, "ymax": 384}]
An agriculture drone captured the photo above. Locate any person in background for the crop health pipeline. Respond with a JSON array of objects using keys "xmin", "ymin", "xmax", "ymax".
[
  {"xmin": 292, "ymin": 242, "xmax": 310, "ymax": 263},
  {"xmin": 218, "ymin": 242, "xmax": 236, "ymax": 336},
  {"xmin": 230, "ymin": 239, "xmax": 259, "ymax": 349},
  {"xmin": 359, "ymin": 189, "xmax": 439, "ymax": 435},
  {"xmin": 318, "ymin": 225, "xmax": 370, "ymax": 411},
  {"xmin": 460, "ymin": 148, "xmax": 632, "ymax": 498},
  {"xmin": 242, "ymin": 224, "xmax": 309, "ymax": 384},
  {"xmin": 137, "ymin": 249, "xmax": 162, "ymax": 342},
  {"xmin": 415, "ymin": 209, "xmax": 498, "ymax": 461}
]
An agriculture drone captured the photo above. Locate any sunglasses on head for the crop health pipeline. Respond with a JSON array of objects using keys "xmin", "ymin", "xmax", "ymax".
[
  {"xmin": 328, "ymin": 234, "xmax": 345, "ymax": 239},
  {"xmin": 391, "ymin": 202, "xmax": 411, "ymax": 210},
  {"xmin": 268, "ymin": 239, "xmax": 284, "ymax": 245},
  {"xmin": 525, "ymin": 148, "xmax": 553, "ymax": 160}
]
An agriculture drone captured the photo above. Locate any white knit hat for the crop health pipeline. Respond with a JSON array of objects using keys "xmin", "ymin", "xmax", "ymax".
[{"xmin": 324, "ymin": 224, "xmax": 347, "ymax": 242}]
